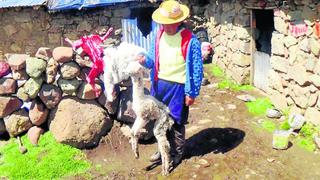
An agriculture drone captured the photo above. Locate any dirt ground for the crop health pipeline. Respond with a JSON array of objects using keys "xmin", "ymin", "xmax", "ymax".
[{"xmin": 80, "ymin": 69, "xmax": 320, "ymax": 180}]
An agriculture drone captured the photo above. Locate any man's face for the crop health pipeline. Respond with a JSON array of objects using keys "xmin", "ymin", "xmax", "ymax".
[{"xmin": 162, "ymin": 22, "xmax": 182, "ymax": 35}]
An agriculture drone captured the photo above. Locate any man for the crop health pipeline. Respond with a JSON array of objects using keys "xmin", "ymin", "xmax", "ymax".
[{"xmin": 138, "ymin": 0, "xmax": 203, "ymax": 168}]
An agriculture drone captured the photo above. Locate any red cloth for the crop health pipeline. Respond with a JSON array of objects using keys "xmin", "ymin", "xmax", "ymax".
[
  {"xmin": 67, "ymin": 28, "xmax": 113, "ymax": 95},
  {"xmin": 315, "ymin": 22, "xmax": 320, "ymax": 38}
]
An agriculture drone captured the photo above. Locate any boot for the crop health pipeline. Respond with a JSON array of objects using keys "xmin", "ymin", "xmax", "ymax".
[{"xmin": 149, "ymin": 151, "xmax": 161, "ymax": 162}]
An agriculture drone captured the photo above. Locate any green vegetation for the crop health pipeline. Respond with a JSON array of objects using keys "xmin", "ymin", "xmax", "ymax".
[
  {"xmin": 0, "ymin": 132, "xmax": 91, "ymax": 179},
  {"xmin": 279, "ymin": 121, "xmax": 291, "ymax": 130},
  {"xmin": 246, "ymin": 98, "xmax": 273, "ymax": 116},
  {"xmin": 296, "ymin": 137, "xmax": 316, "ymax": 152},
  {"xmin": 261, "ymin": 120, "xmax": 277, "ymax": 133},
  {"xmin": 211, "ymin": 65, "xmax": 224, "ymax": 78}
]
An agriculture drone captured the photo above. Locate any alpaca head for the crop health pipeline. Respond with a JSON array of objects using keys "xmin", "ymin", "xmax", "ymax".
[{"xmin": 125, "ymin": 61, "xmax": 145, "ymax": 77}]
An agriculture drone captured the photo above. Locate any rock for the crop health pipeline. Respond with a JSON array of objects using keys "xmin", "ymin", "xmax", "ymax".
[
  {"xmin": 0, "ymin": 78, "xmax": 16, "ymax": 95},
  {"xmin": 274, "ymin": 16, "xmax": 288, "ymax": 35},
  {"xmin": 305, "ymin": 108, "xmax": 320, "ymax": 126},
  {"xmin": 39, "ymin": 84, "xmax": 62, "ymax": 109},
  {"xmin": 0, "ymin": 61, "xmax": 10, "ymax": 78},
  {"xmin": 52, "ymin": 47, "xmax": 73, "ymax": 63},
  {"xmin": 287, "ymin": 65, "xmax": 309, "ymax": 86},
  {"xmin": 12, "ymin": 69, "xmax": 29, "ymax": 80},
  {"xmin": 226, "ymin": 104, "xmax": 236, "ymax": 110},
  {"xmin": 284, "ymin": 35, "xmax": 298, "ymax": 48},
  {"xmin": 77, "ymin": 82, "xmax": 102, "ymax": 100},
  {"xmin": 23, "ymin": 77, "xmax": 43, "ymax": 99},
  {"xmin": 16, "ymin": 87, "xmax": 30, "ymax": 102},
  {"xmin": 49, "ymin": 97, "xmax": 113, "ymax": 148},
  {"xmin": 269, "ymin": 90, "xmax": 288, "ymax": 111},
  {"xmin": 60, "ymin": 62, "xmax": 80, "ymax": 79},
  {"xmin": 45, "ymin": 58, "xmax": 59, "ymax": 84},
  {"xmin": 232, "ymin": 53, "xmax": 251, "ymax": 67},
  {"xmin": 198, "ymin": 159, "xmax": 210, "ymax": 167},
  {"xmin": 27, "ymin": 126, "xmax": 44, "ymax": 146},
  {"xmin": 97, "ymin": 87, "xmax": 120, "ymax": 115},
  {"xmin": 271, "ymin": 33, "xmax": 285, "ymax": 56},
  {"xmin": 236, "ymin": 94, "xmax": 256, "ymax": 102},
  {"xmin": 29, "ymin": 99, "xmax": 49, "ymax": 126},
  {"xmin": 4, "ymin": 108, "xmax": 32, "ymax": 137},
  {"xmin": 0, "ymin": 119, "xmax": 6, "ymax": 134},
  {"xmin": 310, "ymin": 38, "xmax": 320, "ymax": 56},
  {"xmin": 58, "ymin": 78, "xmax": 82, "ymax": 95},
  {"xmin": 6, "ymin": 54, "xmax": 29, "ymax": 70},
  {"xmin": 266, "ymin": 108, "xmax": 282, "ymax": 119},
  {"xmin": 299, "ymin": 38, "xmax": 310, "ymax": 53},
  {"xmin": 26, "ymin": 57, "xmax": 47, "ymax": 78},
  {"xmin": 0, "ymin": 97, "xmax": 22, "ymax": 118},
  {"xmin": 35, "ymin": 47, "xmax": 52, "ymax": 61},
  {"xmin": 75, "ymin": 54, "xmax": 93, "ymax": 68},
  {"xmin": 314, "ymin": 136, "xmax": 320, "ymax": 149}
]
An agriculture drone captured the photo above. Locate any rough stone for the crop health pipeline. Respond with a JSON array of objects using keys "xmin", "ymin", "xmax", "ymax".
[
  {"xmin": 49, "ymin": 97, "xmax": 112, "ymax": 148},
  {"xmin": 4, "ymin": 108, "xmax": 32, "ymax": 137},
  {"xmin": 292, "ymin": 95, "xmax": 309, "ymax": 109},
  {"xmin": 308, "ymin": 92, "xmax": 318, "ymax": 107},
  {"xmin": 305, "ymin": 108, "xmax": 320, "ymax": 126},
  {"xmin": 58, "ymin": 78, "xmax": 81, "ymax": 95},
  {"xmin": 3, "ymin": 25, "xmax": 18, "ymax": 36},
  {"xmin": 60, "ymin": 62, "xmax": 80, "ymax": 80},
  {"xmin": 310, "ymin": 38, "xmax": 320, "ymax": 56},
  {"xmin": 27, "ymin": 126, "xmax": 44, "ymax": 146},
  {"xmin": 45, "ymin": 58, "xmax": 59, "ymax": 84},
  {"xmin": 284, "ymin": 35, "xmax": 298, "ymax": 48},
  {"xmin": 271, "ymin": 33, "xmax": 285, "ymax": 56},
  {"xmin": 304, "ymin": 58, "xmax": 316, "ymax": 72},
  {"xmin": 0, "ymin": 78, "xmax": 16, "ymax": 95},
  {"xmin": 302, "ymin": 5, "xmax": 318, "ymax": 21},
  {"xmin": 267, "ymin": 70, "xmax": 284, "ymax": 93},
  {"xmin": 26, "ymin": 57, "xmax": 47, "ymax": 78},
  {"xmin": 77, "ymin": 83, "xmax": 102, "ymax": 100},
  {"xmin": 52, "ymin": 47, "xmax": 73, "ymax": 63},
  {"xmin": 98, "ymin": 87, "xmax": 120, "ymax": 115},
  {"xmin": 0, "ymin": 119, "xmax": 6, "ymax": 134},
  {"xmin": 287, "ymin": 65, "xmax": 309, "ymax": 86},
  {"xmin": 23, "ymin": 77, "xmax": 43, "ymax": 99},
  {"xmin": 29, "ymin": 99, "xmax": 49, "ymax": 126},
  {"xmin": 299, "ymin": 38, "xmax": 310, "ymax": 53},
  {"xmin": 274, "ymin": 16, "xmax": 288, "ymax": 35},
  {"xmin": 77, "ymin": 20, "xmax": 92, "ymax": 32},
  {"xmin": 235, "ymin": 27, "xmax": 251, "ymax": 40},
  {"xmin": 310, "ymin": 74, "xmax": 320, "ymax": 88},
  {"xmin": 48, "ymin": 33, "xmax": 61, "ymax": 44},
  {"xmin": 0, "ymin": 61, "xmax": 10, "ymax": 78},
  {"xmin": 269, "ymin": 90, "xmax": 288, "ymax": 110},
  {"xmin": 39, "ymin": 84, "xmax": 62, "ymax": 109},
  {"xmin": 0, "ymin": 97, "xmax": 22, "ymax": 118},
  {"xmin": 270, "ymin": 56, "xmax": 289, "ymax": 73},
  {"xmin": 75, "ymin": 54, "xmax": 93, "ymax": 68},
  {"xmin": 16, "ymin": 87, "xmax": 30, "ymax": 102},
  {"xmin": 233, "ymin": 53, "xmax": 251, "ymax": 67},
  {"xmin": 12, "ymin": 69, "xmax": 29, "ymax": 80},
  {"xmin": 35, "ymin": 47, "xmax": 52, "ymax": 61},
  {"xmin": 6, "ymin": 54, "xmax": 29, "ymax": 70}
]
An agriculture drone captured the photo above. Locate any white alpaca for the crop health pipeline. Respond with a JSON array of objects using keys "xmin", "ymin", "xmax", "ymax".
[
  {"xmin": 102, "ymin": 42, "xmax": 147, "ymax": 101},
  {"xmin": 125, "ymin": 61, "xmax": 174, "ymax": 176}
]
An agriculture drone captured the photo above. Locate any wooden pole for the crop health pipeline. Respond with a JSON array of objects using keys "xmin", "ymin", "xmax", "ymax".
[{"xmin": 249, "ymin": 10, "xmax": 255, "ymax": 85}]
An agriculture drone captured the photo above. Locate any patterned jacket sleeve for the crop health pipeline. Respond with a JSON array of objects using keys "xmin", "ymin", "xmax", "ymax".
[{"xmin": 185, "ymin": 36, "xmax": 203, "ymax": 98}]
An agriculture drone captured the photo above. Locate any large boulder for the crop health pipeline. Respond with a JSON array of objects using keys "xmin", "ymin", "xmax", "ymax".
[
  {"xmin": 4, "ymin": 108, "xmax": 32, "ymax": 137},
  {"xmin": 52, "ymin": 47, "xmax": 73, "ymax": 63},
  {"xmin": 48, "ymin": 97, "xmax": 113, "ymax": 148},
  {"xmin": 60, "ymin": 62, "xmax": 80, "ymax": 79},
  {"xmin": 6, "ymin": 54, "xmax": 28, "ymax": 70},
  {"xmin": 0, "ymin": 78, "xmax": 17, "ymax": 95},
  {"xmin": 45, "ymin": 58, "xmax": 59, "ymax": 84},
  {"xmin": 0, "ymin": 97, "xmax": 22, "ymax": 118}
]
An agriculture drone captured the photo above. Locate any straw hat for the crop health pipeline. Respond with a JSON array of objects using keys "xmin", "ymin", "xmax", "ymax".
[{"xmin": 152, "ymin": 0, "xmax": 190, "ymax": 24}]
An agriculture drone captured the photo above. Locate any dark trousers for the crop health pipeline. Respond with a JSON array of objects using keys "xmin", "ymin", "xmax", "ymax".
[{"xmin": 168, "ymin": 123, "xmax": 186, "ymax": 159}]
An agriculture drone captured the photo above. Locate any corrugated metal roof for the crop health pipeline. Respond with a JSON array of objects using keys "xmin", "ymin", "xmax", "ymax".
[
  {"xmin": 47, "ymin": 0, "xmax": 144, "ymax": 11},
  {"xmin": 0, "ymin": 0, "xmax": 47, "ymax": 8}
]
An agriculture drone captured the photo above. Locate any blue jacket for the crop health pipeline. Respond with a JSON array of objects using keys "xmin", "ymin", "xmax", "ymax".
[{"xmin": 144, "ymin": 28, "xmax": 203, "ymax": 98}]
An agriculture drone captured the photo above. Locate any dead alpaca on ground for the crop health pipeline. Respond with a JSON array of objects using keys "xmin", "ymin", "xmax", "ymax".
[{"xmin": 125, "ymin": 61, "xmax": 174, "ymax": 176}]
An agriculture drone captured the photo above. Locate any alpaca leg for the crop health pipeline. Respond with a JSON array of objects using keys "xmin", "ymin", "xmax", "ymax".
[
  {"xmin": 154, "ymin": 114, "xmax": 172, "ymax": 176},
  {"xmin": 130, "ymin": 117, "xmax": 147, "ymax": 158}
]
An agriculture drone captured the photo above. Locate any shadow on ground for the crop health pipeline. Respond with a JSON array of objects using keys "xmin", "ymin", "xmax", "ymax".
[{"xmin": 184, "ymin": 127, "xmax": 245, "ymax": 159}]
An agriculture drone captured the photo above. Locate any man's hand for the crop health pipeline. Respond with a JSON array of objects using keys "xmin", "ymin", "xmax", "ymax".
[
  {"xmin": 136, "ymin": 54, "xmax": 146, "ymax": 64},
  {"xmin": 185, "ymin": 96, "xmax": 195, "ymax": 106}
]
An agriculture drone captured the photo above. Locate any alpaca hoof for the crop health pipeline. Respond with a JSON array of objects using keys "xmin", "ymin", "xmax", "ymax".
[
  {"xmin": 135, "ymin": 152, "xmax": 139, "ymax": 159},
  {"xmin": 162, "ymin": 170, "xmax": 169, "ymax": 176}
]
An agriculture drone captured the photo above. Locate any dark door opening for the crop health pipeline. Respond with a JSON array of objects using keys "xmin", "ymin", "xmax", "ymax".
[{"xmin": 254, "ymin": 10, "xmax": 274, "ymax": 55}]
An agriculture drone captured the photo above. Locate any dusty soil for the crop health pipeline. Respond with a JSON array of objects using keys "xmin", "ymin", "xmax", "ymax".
[{"xmin": 80, "ymin": 69, "xmax": 320, "ymax": 180}]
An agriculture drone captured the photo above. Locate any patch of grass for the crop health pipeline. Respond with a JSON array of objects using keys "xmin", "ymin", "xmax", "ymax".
[
  {"xmin": 296, "ymin": 137, "xmax": 316, "ymax": 152},
  {"xmin": 300, "ymin": 123, "xmax": 318, "ymax": 138},
  {"xmin": 211, "ymin": 65, "xmax": 224, "ymax": 78},
  {"xmin": 261, "ymin": 120, "xmax": 277, "ymax": 133},
  {"xmin": 0, "ymin": 132, "xmax": 91, "ymax": 179},
  {"xmin": 217, "ymin": 79, "xmax": 253, "ymax": 91},
  {"xmin": 279, "ymin": 121, "xmax": 291, "ymax": 130},
  {"xmin": 246, "ymin": 98, "xmax": 273, "ymax": 116}
]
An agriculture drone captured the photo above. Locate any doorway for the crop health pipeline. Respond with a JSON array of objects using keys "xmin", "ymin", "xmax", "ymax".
[{"xmin": 253, "ymin": 9, "xmax": 274, "ymax": 92}]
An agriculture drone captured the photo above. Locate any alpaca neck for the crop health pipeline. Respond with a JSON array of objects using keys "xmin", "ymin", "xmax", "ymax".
[{"xmin": 131, "ymin": 73, "xmax": 145, "ymax": 103}]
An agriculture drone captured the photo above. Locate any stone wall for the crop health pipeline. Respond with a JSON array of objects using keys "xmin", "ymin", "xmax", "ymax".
[
  {"xmin": 0, "ymin": 2, "xmax": 155, "ymax": 56},
  {"xmin": 204, "ymin": 0, "xmax": 320, "ymax": 125}
]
